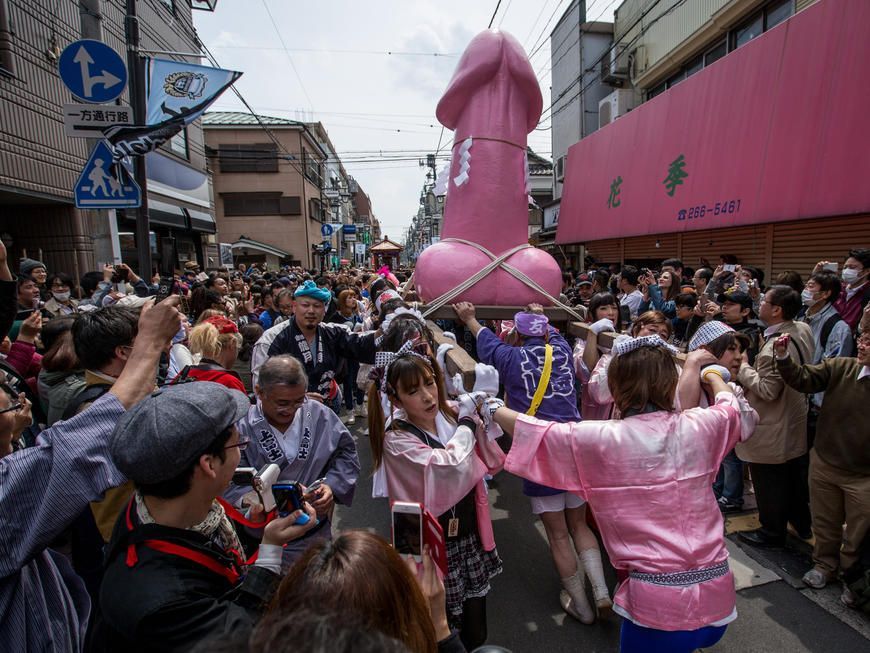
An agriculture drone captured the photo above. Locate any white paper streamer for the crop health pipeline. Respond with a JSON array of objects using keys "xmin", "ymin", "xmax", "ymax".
[
  {"xmin": 453, "ymin": 137, "xmax": 473, "ymax": 187},
  {"xmin": 434, "ymin": 162, "xmax": 451, "ymax": 195}
]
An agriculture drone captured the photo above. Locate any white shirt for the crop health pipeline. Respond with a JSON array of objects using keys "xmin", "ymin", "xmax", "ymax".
[
  {"xmin": 859, "ymin": 366, "xmax": 870, "ymax": 381},
  {"xmin": 620, "ymin": 289, "xmax": 644, "ymax": 320}
]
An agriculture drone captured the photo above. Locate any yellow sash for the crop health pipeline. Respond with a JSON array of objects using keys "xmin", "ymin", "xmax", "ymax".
[{"xmin": 526, "ymin": 344, "xmax": 553, "ymax": 417}]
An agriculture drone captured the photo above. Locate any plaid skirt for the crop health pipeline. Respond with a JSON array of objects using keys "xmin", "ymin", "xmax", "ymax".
[{"xmin": 444, "ymin": 533, "xmax": 503, "ymax": 619}]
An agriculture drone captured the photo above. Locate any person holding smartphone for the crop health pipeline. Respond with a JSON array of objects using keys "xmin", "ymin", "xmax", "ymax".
[
  {"xmin": 227, "ymin": 354, "xmax": 360, "ymax": 568},
  {"xmin": 367, "ymin": 346, "xmax": 505, "ymax": 651},
  {"xmin": 96, "ymin": 381, "xmax": 318, "ymax": 651}
]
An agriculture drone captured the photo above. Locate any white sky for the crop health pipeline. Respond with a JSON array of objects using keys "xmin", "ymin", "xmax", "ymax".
[{"xmin": 194, "ymin": 0, "xmax": 617, "ymax": 241}]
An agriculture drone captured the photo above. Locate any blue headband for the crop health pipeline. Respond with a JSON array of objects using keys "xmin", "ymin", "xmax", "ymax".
[{"xmin": 294, "ymin": 280, "xmax": 331, "ymax": 304}]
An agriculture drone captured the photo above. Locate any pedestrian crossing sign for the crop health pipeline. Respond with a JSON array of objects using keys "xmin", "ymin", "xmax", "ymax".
[{"xmin": 74, "ymin": 141, "xmax": 141, "ymax": 208}]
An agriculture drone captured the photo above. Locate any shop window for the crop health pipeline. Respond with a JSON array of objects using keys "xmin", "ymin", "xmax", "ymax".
[
  {"xmin": 302, "ymin": 149, "xmax": 322, "ymax": 187},
  {"xmin": 308, "ymin": 198, "xmax": 323, "ymax": 221},
  {"xmin": 666, "ymin": 70, "xmax": 685, "ymax": 89},
  {"xmin": 732, "ymin": 12, "xmax": 763, "ymax": 50},
  {"xmin": 170, "ymin": 128, "xmax": 188, "ymax": 159},
  {"xmin": 684, "ymin": 55, "xmax": 703, "ymax": 78},
  {"xmin": 647, "ymin": 82, "xmax": 667, "ymax": 100},
  {"xmin": 765, "ymin": 0, "xmax": 793, "ymax": 29},
  {"xmin": 222, "ymin": 193, "xmax": 301, "ymax": 216},
  {"xmin": 223, "ymin": 192, "xmax": 283, "ymax": 216},
  {"xmin": 704, "ymin": 40, "xmax": 727, "ymax": 66},
  {"xmin": 218, "ymin": 143, "xmax": 278, "ymax": 173}
]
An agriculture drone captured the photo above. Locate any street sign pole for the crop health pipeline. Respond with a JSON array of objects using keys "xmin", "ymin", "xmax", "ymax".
[{"xmin": 125, "ymin": 0, "xmax": 151, "ymax": 278}]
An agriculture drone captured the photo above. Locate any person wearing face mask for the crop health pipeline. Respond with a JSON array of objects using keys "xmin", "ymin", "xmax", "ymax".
[
  {"xmin": 43, "ymin": 273, "xmax": 79, "ymax": 319},
  {"xmin": 817, "ymin": 249, "xmax": 870, "ymax": 332},
  {"xmin": 798, "ymin": 272, "xmax": 854, "ymax": 365}
]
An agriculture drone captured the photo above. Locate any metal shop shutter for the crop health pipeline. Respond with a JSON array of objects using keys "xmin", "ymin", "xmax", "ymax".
[
  {"xmin": 680, "ymin": 226, "xmax": 768, "ymax": 271},
  {"xmin": 585, "ymin": 239, "xmax": 622, "ymax": 265},
  {"xmin": 623, "ymin": 234, "xmax": 678, "ymax": 260},
  {"xmin": 771, "ymin": 215, "xmax": 870, "ymax": 278}
]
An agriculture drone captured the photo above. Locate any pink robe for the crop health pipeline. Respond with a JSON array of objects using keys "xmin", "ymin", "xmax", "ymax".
[
  {"xmin": 506, "ymin": 392, "xmax": 758, "ymax": 631},
  {"xmin": 383, "ymin": 415, "xmax": 505, "ymax": 551},
  {"xmin": 572, "ymin": 342, "xmax": 614, "ymax": 420}
]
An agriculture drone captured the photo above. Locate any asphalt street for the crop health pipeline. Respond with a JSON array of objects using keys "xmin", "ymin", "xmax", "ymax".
[{"xmin": 334, "ymin": 420, "xmax": 870, "ymax": 652}]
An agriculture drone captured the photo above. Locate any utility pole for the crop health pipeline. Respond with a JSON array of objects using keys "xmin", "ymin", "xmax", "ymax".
[{"xmin": 124, "ymin": 0, "xmax": 151, "ymax": 278}]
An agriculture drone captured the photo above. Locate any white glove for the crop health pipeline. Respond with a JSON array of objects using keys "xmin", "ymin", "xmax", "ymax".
[
  {"xmin": 442, "ymin": 331, "xmax": 457, "ymax": 342},
  {"xmin": 435, "ymin": 342, "xmax": 453, "ymax": 370},
  {"xmin": 484, "ymin": 396, "xmax": 505, "ymax": 421},
  {"xmin": 435, "ymin": 343, "xmax": 455, "ymax": 392},
  {"xmin": 456, "ymin": 392, "xmax": 486, "ymax": 421},
  {"xmin": 701, "ymin": 364, "xmax": 731, "ymax": 384},
  {"xmin": 589, "ymin": 318, "xmax": 615, "ymax": 335},
  {"xmin": 448, "ymin": 372, "xmax": 465, "ymax": 397},
  {"xmin": 472, "ymin": 363, "xmax": 500, "ymax": 395}
]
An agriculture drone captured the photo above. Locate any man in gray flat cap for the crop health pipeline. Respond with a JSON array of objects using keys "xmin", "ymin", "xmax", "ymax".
[{"xmin": 94, "ymin": 381, "xmax": 318, "ymax": 653}]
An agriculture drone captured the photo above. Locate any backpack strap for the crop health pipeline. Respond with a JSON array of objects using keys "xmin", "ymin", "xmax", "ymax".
[{"xmin": 820, "ymin": 313, "xmax": 844, "ymax": 351}]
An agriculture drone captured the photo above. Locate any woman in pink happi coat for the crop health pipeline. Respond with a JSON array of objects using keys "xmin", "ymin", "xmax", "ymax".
[
  {"xmin": 367, "ymin": 345, "xmax": 505, "ymax": 651},
  {"xmin": 491, "ymin": 335, "xmax": 758, "ymax": 653}
]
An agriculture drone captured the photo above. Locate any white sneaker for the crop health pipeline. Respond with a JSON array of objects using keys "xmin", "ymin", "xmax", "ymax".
[
  {"xmin": 355, "ymin": 404, "xmax": 367, "ymax": 418},
  {"xmin": 345, "ymin": 413, "xmax": 356, "ymax": 425},
  {"xmin": 801, "ymin": 568, "xmax": 828, "ymax": 589}
]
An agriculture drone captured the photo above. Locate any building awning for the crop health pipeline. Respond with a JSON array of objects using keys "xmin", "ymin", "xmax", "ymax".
[
  {"xmin": 231, "ymin": 237, "xmax": 290, "ymax": 259},
  {"xmin": 186, "ymin": 208, "xmax": 216, "ymax": 234},
  {"xmin": 556, "ymin": 0, "xmax": 870, "ymax": 245},
  {"xmin": 148, "ymin": 199, "xmax": 187, "ymax": 229}
]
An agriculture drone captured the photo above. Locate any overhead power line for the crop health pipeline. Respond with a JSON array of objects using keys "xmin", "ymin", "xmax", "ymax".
[
  {"xmin": 488, "ymin": 0, "xmax": 503, "ymax": 29},
  {"xmin": 207, "ymin": 45, "xmax": 459, "ymax": 57},
  {"xmin": 259, "ymin": 0, "xmax": 315, "ymax": 111}
]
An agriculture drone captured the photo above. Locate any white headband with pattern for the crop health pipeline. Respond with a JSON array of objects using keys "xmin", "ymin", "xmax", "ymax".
[{"xmin": 612, "ymin": 334, "xmax": 679, "ymax": 358}]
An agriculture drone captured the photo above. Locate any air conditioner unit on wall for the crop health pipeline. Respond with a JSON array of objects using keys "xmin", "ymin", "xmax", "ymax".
[
  {"xmin": 555, "ymin": 155, "xmax": 566, "ymax": 182},
  {"xmin": 598, "ymin": 89, "xmax": 635, "ymax": 128},
  {"xmin": 601, "ymin": 44, "xmax": 629, "ymax": 84}
]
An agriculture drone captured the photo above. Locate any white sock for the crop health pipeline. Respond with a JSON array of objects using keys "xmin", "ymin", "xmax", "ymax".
[
  {"xmin": 580, "ymin": 548, "xmax": 610, "ymax": 603},
  {"xmin": 561, "ymin": 570, "xmax": 595, "ymax": 624}
]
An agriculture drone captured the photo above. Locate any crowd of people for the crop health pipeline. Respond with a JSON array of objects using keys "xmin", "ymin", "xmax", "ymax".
[{"xmin": 0, "ymin": 244, "xmax": 868, "ymax": 653}]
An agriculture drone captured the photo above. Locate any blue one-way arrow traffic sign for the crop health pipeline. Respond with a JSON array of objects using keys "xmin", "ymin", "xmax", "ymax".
[
  {"xmin": 75, "ymin": 141, "xmax": 141, "ymax": 209},
  {"xmin": 58, "ymin": 40, "xmax": 127, "ymax": 104}
]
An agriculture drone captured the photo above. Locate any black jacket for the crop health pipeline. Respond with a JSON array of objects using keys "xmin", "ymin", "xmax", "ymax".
[
  {"xmin": 92, "ymin": 499, "xmax": 279, "ymax": 653},
  {"xmin": 266, "ymin": 318, "xmax": 377, "ymax": 396}
]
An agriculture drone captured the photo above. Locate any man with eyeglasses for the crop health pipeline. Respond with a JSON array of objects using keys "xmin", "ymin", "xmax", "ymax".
[
  {"xmin": 95, "ymin": 381, "xmax": 319, "ymax": 651},
  {"xmin": 0, "ymin": 381, "xmax": 33, "ymax": 456},
  {"xmin": 736, "ymin": 285, "xmax": 816, "ymax": 549},
  {"xmin": 227, "ymin": 354, "xmax": 359, "ymax": 568},
  {"xmin": 772, "ymin": 330, "xmax": 870, "ymax": 605}
]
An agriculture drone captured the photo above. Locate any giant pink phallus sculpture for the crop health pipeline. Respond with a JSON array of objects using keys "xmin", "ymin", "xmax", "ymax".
[{"xmin": 414, "ymin": 30, "xmax": 562, "ymax": 306}]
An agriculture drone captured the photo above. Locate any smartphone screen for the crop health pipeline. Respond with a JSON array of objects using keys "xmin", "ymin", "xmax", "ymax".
[
  {"xmin": 155, "ymin": 275, "xmax": 174, "ymax": 303},
  {"xmin": 392, "ymin": 511, "xmax": 423, "ymax": 558},
  {"xmin": 823, "ymin": 262, "xmax": 838, "ymax": 272},
  {"xmin": 272, "ymin": 482, "xmax": 303, "ymax": 517}
]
